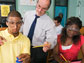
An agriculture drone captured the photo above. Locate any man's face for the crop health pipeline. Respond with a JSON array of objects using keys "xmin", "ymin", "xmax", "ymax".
[
  {"xmin": 6, "ymin": 16, "xmax": 23, "ymax": 36},
  {"xmin": 36, "ymin": 0, "xmax": 50, "ymax": 16}
]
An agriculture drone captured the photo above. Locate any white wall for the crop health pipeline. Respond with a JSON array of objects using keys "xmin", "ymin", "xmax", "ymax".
[{"xmin": 68, "ymin": 0, "xmax": 84, "ymax": 26}]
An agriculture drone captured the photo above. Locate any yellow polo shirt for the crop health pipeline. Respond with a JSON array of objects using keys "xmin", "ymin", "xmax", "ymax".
[{"xmin": 0, "ymin": 29, "xmax": 30, "ymax": 63}]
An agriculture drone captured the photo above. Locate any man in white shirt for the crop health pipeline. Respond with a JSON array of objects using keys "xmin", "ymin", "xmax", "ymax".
[
  {"xmin": 54, "ymin": 16, "xmax": 63, "ymax": 35},
  {"xmin": 22, "ymin": 0, "xmax": 57, "ymax": 63}
]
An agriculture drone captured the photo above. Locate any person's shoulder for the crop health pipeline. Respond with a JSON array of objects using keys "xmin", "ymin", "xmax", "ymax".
[
  {"xmin": 79, "ymin": 35, "xmax": 84, "ymax": 45},
  {"xmin": 41, "ymin": 14, "xmax": 54, "ymax": 23},
  {"xmin": 19, "ymin": 33, "xmax": 30, "ymax": 46},
  {"xmin": 42, "ymin": 14, "xmax": 52, "ymax": 20},
  {"xmin": 0, "ymin": 29, "xmax": 8, "ymax": 38},
  {"xmin": 0, "ymin": 29, "xmax": 7, "ymax": 34},
  {"xmin": 19, "ymin": 33, "xmax": 30, "ymax": 41},
  {"xmin": 80, "ymin": 35, "xmax": 84, "ymax": 39},
  {"xmin": 25, "ymin": 10, "xmax": 35, "ymax": 14},
  {"xmin": 24, "ymin": 10, "xmax": 35, "ymax": 17}
]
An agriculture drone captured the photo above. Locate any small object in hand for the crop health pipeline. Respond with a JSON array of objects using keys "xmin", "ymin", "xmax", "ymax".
[
  {"xmin": 32, "ymin": 45, "xmax": 43, "ymax": 48},
  {"xmin": 33, "ymin": 44, "xmax": 49, "ymax": 48},
  {"xmin": 16, "ymin": 57, "xmax": 23, "ymax": 63}
]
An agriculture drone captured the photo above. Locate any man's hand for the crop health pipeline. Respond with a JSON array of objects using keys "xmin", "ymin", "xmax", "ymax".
[
  {"xmin": 43, "ymin": 42, "xmax": 51, "ymax": 52},
  {"xmin": 0, "ymin": 36, "xmax": 6, "ymax": 46},
  {"xmin": 18, "ymin": 53, "xmax": 30, "ymax": 63}
]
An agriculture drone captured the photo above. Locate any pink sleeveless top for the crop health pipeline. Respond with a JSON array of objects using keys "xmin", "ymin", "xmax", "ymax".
[{"xmin": 57, "ymin": 35, "xmax": 84, "ymax": 61}]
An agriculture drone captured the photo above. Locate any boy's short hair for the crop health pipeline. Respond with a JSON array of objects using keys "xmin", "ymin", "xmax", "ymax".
[
  {"xmin": 7, "ymin": 11, "xmax": 22, "ymax": 21},
  {"xmin": 54, "ymin": 16, "xmax": 62, "ymax": 23}
]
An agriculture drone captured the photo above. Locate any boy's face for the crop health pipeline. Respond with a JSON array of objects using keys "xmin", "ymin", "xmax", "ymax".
[
  {"xmin": 6, "ymin": 16, "xmax": 23, "ymax": 36},
  {"xmin": 54, "ymin": 20, "xmax": 60, "ymax": 26}
]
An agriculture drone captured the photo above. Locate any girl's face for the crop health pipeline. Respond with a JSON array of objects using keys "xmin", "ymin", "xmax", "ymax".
[
  {"xmin": 66, "ymin": 24, "xmax": 80, "ymax": 38},
  {"xmin": 54, "ymin": 20, "xmax": 60, "ymax": 26}
]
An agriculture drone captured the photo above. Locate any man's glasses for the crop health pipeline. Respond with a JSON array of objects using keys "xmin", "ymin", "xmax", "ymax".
[{"xmin": 7, "ymin": 20, "xmax": 23, "ymax": 26}]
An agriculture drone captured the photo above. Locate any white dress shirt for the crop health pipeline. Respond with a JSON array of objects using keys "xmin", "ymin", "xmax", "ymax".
[
  {"xmin": 55, "ymin": 25, "xmax": 63, "ymax": 35},
  {"xmin": 22, "ymin": 10, "xmax": 57, "ymax": 49}
]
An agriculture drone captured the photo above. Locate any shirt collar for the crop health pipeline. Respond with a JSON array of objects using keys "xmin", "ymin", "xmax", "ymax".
[{"xmin": 5, "ymin": 28, "xmax": 21, "ymax": 39}]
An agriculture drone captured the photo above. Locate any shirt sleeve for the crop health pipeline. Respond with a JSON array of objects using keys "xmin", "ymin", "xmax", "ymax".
[{"xmin": 45, "ymin": 25, "xmax": 57, "ymax": 49}]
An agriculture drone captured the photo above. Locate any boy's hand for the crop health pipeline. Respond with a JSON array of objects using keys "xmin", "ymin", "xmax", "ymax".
[
  {"xmin": 0, "ymin": 36, "xmax": 6, "ymax": 46},
  {"xmin": 18, "ymin": 53, "xmax": 30, "ymax": 63}
]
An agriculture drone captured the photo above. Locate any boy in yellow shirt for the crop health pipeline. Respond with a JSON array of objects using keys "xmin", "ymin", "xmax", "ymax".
[{"xmin": 0, "ymin": 11, "xmax": 30, "ymax": 63}]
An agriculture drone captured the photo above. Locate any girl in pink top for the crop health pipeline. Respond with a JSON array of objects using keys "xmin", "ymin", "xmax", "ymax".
[{"xmin": 53, "ymin": 17, "xmax": 84, "ymax": 63}]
